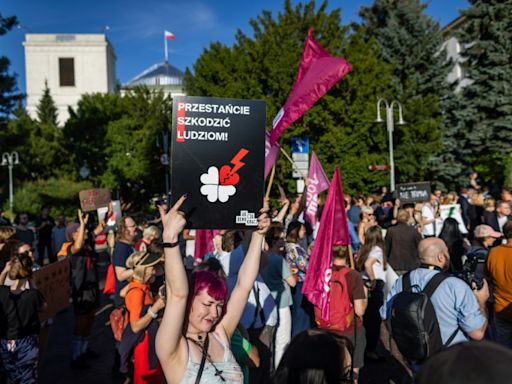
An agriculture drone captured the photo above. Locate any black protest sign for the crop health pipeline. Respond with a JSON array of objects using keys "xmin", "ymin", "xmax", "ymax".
[
  {"xmin": 171, "ymin": 96, "xmax": 265, "ymax": 229},
  {"xmin": 396, "ymin": 182, "xmax": 431, "ymax": 204}
]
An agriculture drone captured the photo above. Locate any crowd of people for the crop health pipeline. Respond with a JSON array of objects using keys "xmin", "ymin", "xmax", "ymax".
[{"xmin": 0, "ymin": 180, "xmax": 511, "ymax": 384}]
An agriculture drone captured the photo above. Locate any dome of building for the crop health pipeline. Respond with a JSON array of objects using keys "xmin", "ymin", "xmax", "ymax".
[{"xmin": 123, "ymin": 62, "xmax": 185, "ymax": 95}]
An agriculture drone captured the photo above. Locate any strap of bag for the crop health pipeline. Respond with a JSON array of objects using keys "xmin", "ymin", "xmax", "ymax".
[
  {"xmin": 194, "ymin": 334, "xmax": 209, "ymax": 384},
  {"xmin": 422, "ymin": 272, "xmax": 450, "ymax": 298},
  {"xmin": 403, "ymin": 271, "xmax": 412, "ymax": 292},
  {"xmin": 421, "ymin": 272, "xmax": 460, "ymax": 346}
]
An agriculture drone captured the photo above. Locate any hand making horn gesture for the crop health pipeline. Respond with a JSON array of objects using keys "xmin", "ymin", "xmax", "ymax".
[{"xmin": 159, "ymin": 195, "xmax": 187, "ymax": 242}]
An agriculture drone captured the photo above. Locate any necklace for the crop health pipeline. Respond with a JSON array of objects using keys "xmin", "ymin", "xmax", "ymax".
[{"xmin": 186, "ymin": 333, "xmax": 226, "ymax": 382}]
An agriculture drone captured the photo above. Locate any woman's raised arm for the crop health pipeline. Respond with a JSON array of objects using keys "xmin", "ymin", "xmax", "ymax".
[
  {"xmin": 155, "ymin": 195, "xmax": 188, "ymax": 364},
  {"xmin": 220, "ymin": 201, "xmax": 270, "ymax": 339}
]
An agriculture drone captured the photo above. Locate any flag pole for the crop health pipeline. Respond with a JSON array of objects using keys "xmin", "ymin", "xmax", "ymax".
[
  {"xmin": 164, "ymin": 34, "xmax": 168, "ymax": 63},
  {"xmin": 265, "ymin": 164, "xmax": 276, "ymax": 199},
  {"xmin": 348, "ymin": 245, "xmax": 355, "ymax": 269}
]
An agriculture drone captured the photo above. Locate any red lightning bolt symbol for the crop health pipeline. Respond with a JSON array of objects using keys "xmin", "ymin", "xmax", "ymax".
[{"xmin": 229, "ymin": 148, "xmax": 249, "ymax": 174}]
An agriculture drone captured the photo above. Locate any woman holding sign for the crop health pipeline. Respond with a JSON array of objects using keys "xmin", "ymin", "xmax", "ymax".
[{"xmin": 155, "ymin": 196, "xmax": 270, "ymax": 384}]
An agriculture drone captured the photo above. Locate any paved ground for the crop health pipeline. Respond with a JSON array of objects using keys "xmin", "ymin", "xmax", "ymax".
[{"xmin": 38, "ymin": 264, "xmax": 412, "ymax": 384}]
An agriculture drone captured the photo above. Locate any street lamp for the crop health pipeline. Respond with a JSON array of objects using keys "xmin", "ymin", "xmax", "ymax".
[
  {"xmin": 1, "ymin": 152, "xmax": 20, "ymax": 212},
  {"xmin": 375, "ymin": 99, "xmax": 405, "ymax": 192}
]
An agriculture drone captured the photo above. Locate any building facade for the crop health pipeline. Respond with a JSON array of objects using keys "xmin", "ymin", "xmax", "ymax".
[{"xmin": 23, "ymin": 34, "xmax": 117, "ymax": 124}]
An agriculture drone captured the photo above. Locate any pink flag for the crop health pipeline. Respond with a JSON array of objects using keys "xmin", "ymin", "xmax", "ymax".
[
  {"xmin": 303, "ymin": 167, "xmax": 350, "ymax": 322},
  {"xmin": 194, "ymin": 229, "xmax": 215, "ymax": 260},
  {"xmin": 304, "ymin": 152, "xmax": 330, "ymax": 226},
  {"xmin": 269, "ymin": 29, "xmax": 352, "ymax": 145},
  {"xmin": 165, "ymin": 30, "xmax": 175, "ymax": 40},
  {"xmin": 264, "ymin": 132, "xmax": 280, "ymax": 179}
]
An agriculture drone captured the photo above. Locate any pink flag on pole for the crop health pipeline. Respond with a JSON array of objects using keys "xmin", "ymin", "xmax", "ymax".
[
  {"xmin": 194, "ymin": 229, "xmax": 215, "ymax": 260},
  {"xmin": 303, "ymin": 167, "xmax": 350, "ymax": 322},
  {"xmin": 269, "ymin": 29, "xmax": 352, "ymax": 145},
  {"xmin": 264, "ymin": 132, "xmax": 280, "ymax": 179},
  {"xmin": 165, "ymin": 30, "xmax": 176, "ymax": 40},
  {"xmin": 304, "ymin": 152, "xmax": 330, "ymax": 226}
]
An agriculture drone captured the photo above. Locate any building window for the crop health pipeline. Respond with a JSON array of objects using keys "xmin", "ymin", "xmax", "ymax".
[{"xmin": 59, "ymin": 58, "xmax": 75, "ymax": 86}]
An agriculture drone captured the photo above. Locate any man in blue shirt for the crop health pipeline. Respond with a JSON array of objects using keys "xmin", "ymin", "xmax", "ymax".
[{"xmin": 380, "ymin": 237, "xmax": 488, "ymax": 347}]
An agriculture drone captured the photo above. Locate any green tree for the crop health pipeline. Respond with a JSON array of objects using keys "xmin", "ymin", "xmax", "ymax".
[
  {"xmin": 0, "ymin": 13, "xmax": 23, "ymax": 125},
  {"xmin": 452, "ymin": 0, "xmax": 512, "ymax": 187},
  {"xmin": 186, "ymin": 0, "xmax": 398, "ymax": 194},
  {"xmin": 36, "ymin": 80, "xmax": 58, "ymax": 126},
  {"xmin": 356, "ymin": 0, "xmax": 449, "ymax": 185},
  {"xmin": 101, "ymin": 87, "xmax": 172, "ymax": 209},
  {"xmin": 5, "ymin": 106, "xmax": 65, "ymax": 180},
  {"xmin": 64, "ymin": 93, "xmax": 127, "ymax": 181}
]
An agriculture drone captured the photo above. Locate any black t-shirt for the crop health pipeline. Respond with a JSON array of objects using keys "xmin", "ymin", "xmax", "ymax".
[
  {"xmin": 0, "ymin": 286, "xmax": 45, "ymax": 339},
  {"xmin": 35, "ymin": 215, "xmax": 55, "ymax": 241},
  {"xmin": 112, "ymin": 241, "xmax": 135, "ymax": 296}
]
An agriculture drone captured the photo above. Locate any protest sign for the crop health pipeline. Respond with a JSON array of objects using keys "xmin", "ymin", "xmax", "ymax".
[
  {"xmin": 79, "ymin": 188, "xmax": 111, "ymax": 212},
  {"xmin": 33, "ymin": 260, "xmax": 70, "ymax": 321},
  {"xmin": 439, "ymin": 204, "xmax": 468, "ymax": 235},
  {"xmin": 97, "ymin": 200, "xmax": 122, "ymax": 225},
  {"xmin": 171, "ymin": 96, "xmax": 265, "ymax": 229},
  {"xmin": 396, "ymin": 182, "xmax": 431, "ymax": 204}
]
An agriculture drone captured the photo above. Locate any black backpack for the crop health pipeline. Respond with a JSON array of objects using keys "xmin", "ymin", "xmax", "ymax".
[{"xmin": 390, "ymin": 271, "xmax": 458, "ymax": 362}]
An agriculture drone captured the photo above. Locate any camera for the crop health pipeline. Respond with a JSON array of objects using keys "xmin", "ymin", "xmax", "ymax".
[{"xmin": 458, "ymin": 256, "xmax": 485, "ymax": 290}]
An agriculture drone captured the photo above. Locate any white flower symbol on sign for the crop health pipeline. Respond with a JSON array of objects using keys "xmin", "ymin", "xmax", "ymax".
[{"xmin": 200, "ymin": 166, "xmax": 236, "ymax": 203}]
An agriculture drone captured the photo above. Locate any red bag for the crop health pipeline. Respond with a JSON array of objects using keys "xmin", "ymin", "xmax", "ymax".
[
  {"xmin": 103, "ymin": 264, "xmax": 116, "ymax": 295},
  {"xmin": 110, "ymin": 307, "xmax": 129, "ymax": 342},
  {"xmin": 315, "ymin": 266, "xmax": 354, "ymax": 332}
]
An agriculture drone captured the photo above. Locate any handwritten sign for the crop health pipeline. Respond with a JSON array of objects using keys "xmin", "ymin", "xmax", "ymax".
[
  {"xmin": 396, "ymin": 182, "xmax": 431, "ymax": 204},
  {"xmin": 79, "ymin": 189, "xmax": 111, "ymax": 212},
  {"xmin": 33, "ymin": 260, "xmax": 70, "ymax": 321}
]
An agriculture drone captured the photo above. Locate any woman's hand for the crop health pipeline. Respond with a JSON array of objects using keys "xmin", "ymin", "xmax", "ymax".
[
  {"xmin": 256, "ymin": 198, "xmax": 271, "ymax": 236},
  {"xmin": 78, "ymin": 209, "xmax": 89, "ymax": 226},
  {"xmin": 1, "ymin": 260, "xmax": 11, "ymax": 275},
  {"xmin": 152, "ymin": 296, "xmax": 166, "ymax": 312},
  {"xmin": 159, "ymin": 195, "xmax": 187, "ymax": 242}
]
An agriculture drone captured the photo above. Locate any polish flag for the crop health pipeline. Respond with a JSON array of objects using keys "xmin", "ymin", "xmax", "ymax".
[{"xmin": 165, "ymin": 31, "xmax": 175, "ymax": 40}]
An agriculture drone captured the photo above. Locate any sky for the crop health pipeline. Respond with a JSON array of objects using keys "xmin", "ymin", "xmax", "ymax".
[{"xmin": 2, "ymin": 0, "xmax": 468, "ymax": 94}]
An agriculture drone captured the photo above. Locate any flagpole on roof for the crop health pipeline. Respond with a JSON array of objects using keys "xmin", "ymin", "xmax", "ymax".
[{"xmin": 164, "ymin": 32, "xmax": 168, "ymax": 63}]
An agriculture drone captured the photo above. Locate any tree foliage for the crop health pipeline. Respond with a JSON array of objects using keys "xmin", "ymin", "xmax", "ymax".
[
  {"xmin": 0, "ymin": 13, "xmax": 23, "ymax": 125},
  {"xmin": 356, "ymin": 0, "xmax": 449, "ymax": 185},
  {"xmin": 186, "ymin": 0, "xmax": 399, "ymax": 194},
  {"xmin": 452, "ymin": 0, "xmax": 512, "ymax": 186},
  {"xmin": 36, "ymin": 80, "xmax": 59, "ymax": 126}
]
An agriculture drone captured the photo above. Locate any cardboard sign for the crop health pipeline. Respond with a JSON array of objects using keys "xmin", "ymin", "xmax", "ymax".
[
  {"xmin": 396, "ymin": 182, "xmax": 431, "ymax": 204},
  {"xmin": 33, "ymin": 260, "xmax": 70, "ymax": 321},
  {"xmin": 97, "ymin": 200, "xmax": 122, "ymax": 225},
  {"xmin": 171, "ymin": 96, "xmax": 265, "ymax": 229},
  {"xmin": 79, "ymin": 188, "xmax": 111, "ymax": 212},
  {"xmin": 439, "ymin": 204, "xmax": 468, "ymax": 235}
]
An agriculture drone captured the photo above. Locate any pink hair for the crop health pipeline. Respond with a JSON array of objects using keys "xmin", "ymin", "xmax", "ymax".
[{"xmin": 191, "ymin": 270, "xmax": 228, "ymax": 302}]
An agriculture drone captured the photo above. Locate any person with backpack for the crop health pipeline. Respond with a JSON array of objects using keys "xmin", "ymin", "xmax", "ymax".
[
  {"xmin": 380, "ymin": 237, "xmax": 488, "ymax": 369},
  {"xmin": 315, "ymin": 245, "xmax": 367, "ymax": 383}
]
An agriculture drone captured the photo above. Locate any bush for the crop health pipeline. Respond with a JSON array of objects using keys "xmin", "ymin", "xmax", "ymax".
[{"xmin": 6, "ymin": 177, "xmax": 94, "ymax": 219}]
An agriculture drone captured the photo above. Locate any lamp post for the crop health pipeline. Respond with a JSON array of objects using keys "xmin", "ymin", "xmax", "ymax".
[
  {"xmin": 1, "ymin": 152, "xmax": 20, "ymax": 212},
  {"xmin": 375, "ymin": 99, "xmax": 405, "ymax": 192}
]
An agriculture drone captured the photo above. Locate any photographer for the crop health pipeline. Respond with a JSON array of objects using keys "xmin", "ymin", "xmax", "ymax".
[{"xmin": 381, "ymin": 238, "xmax": 488, "ymax": 352}]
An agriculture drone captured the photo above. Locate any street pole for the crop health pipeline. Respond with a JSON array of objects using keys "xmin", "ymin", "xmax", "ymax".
[
  {"xmin": 376, "ymin": 99, "xmax": 405, "ymax": 192},
  {"xmin": 1, "ymin": 152, "xmax": 20, "ymax": 212}
]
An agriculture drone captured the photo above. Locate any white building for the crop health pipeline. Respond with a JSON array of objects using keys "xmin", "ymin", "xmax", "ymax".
[{"xmin": 23, "ymin": 34, "xmax": 117, "ymax": 124}]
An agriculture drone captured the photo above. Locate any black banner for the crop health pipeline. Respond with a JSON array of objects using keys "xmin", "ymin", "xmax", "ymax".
[
  {"xmin": 171, "ymin": 96, "xmax": 266, "ymax": 229},
  {"xmin": 396, "ymin": 182, "xmax": 431, "ymax": 204}
]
